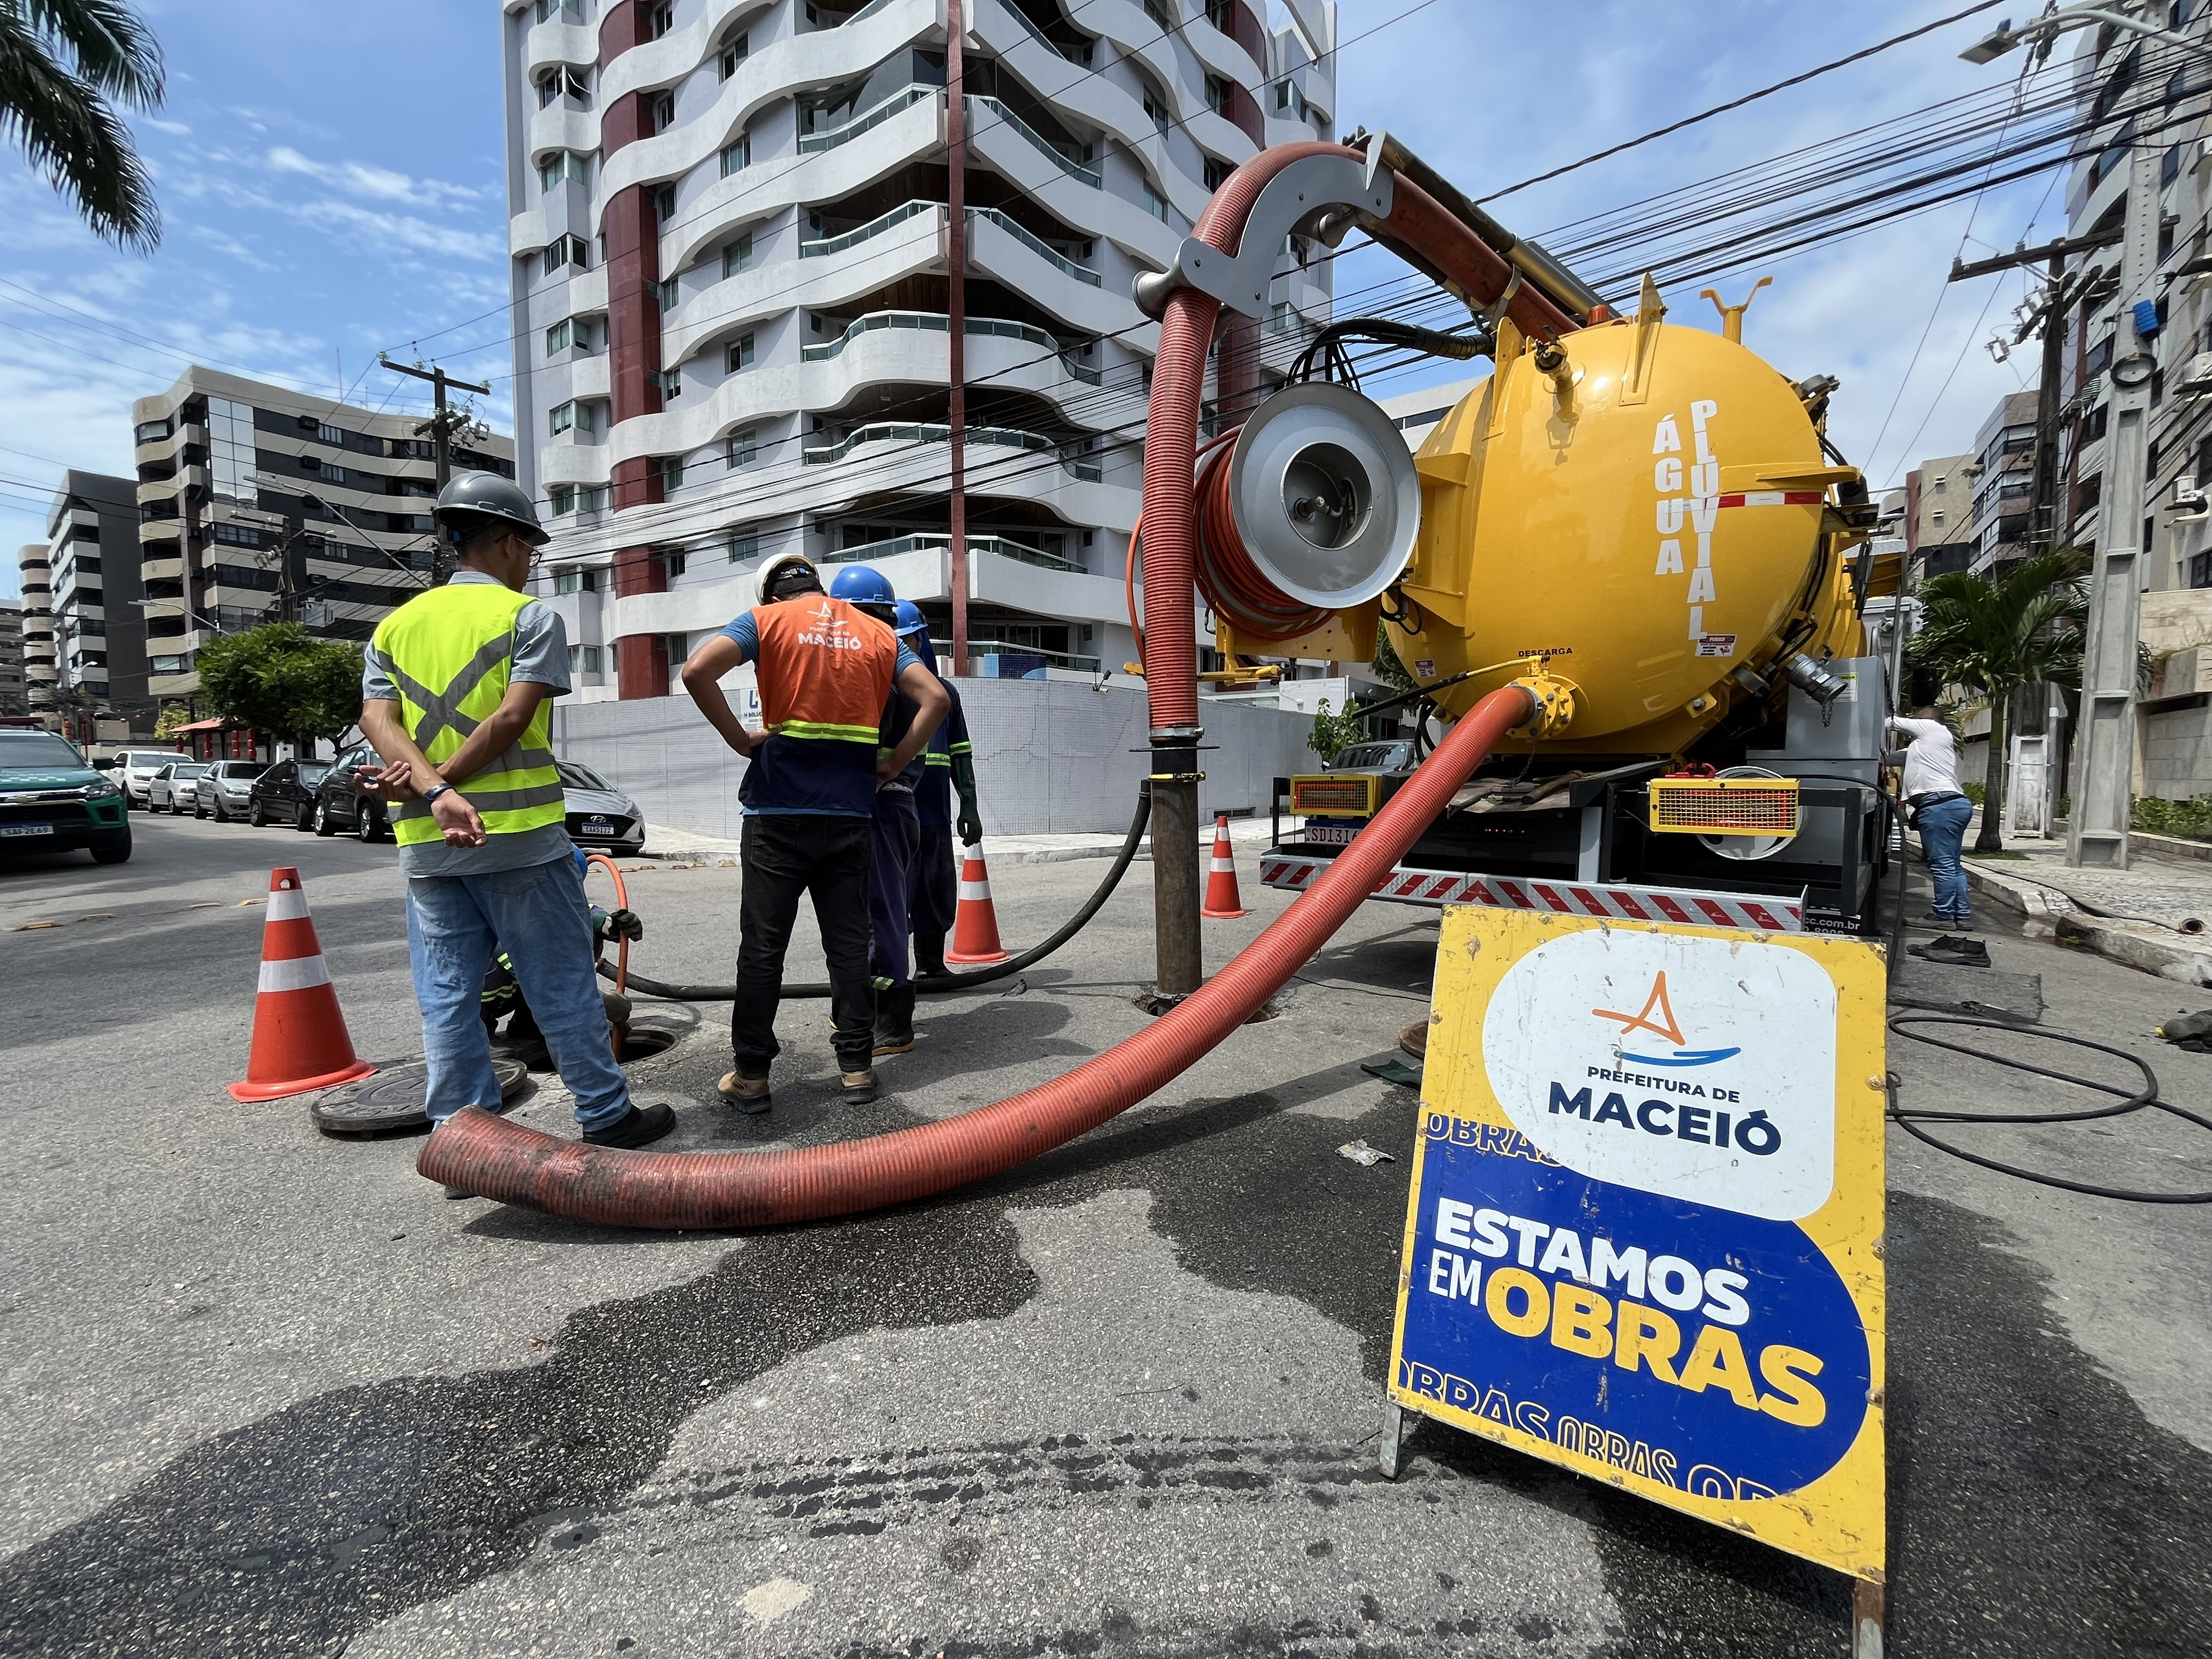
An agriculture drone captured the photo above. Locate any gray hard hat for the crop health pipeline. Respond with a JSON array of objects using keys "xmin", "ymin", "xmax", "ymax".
[{"xmin": 435, "ymin": 471, "xmax": 548, "ymax": 547}]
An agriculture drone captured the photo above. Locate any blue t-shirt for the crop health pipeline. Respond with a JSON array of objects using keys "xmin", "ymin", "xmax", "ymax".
[{"xmin": 719, "ymin": 610, "xmax": 923, "ymax": 817}]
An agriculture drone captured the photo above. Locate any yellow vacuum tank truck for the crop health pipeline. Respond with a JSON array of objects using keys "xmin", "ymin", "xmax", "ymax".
[{"xmin": 1262, "ymin": 286, "xmax": 1893, "ymax": 935}]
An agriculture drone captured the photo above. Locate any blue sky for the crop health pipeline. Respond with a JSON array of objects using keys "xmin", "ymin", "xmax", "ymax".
[{"xmin": 0, "ymin": 0, "xmax": 2059, "ymax": 595}]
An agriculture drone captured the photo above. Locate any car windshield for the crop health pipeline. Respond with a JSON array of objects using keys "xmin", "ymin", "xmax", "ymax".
[
  {"xmin": 0, "ymin": 732, "xmax": 85, "ymax": 769},
  {"xmin": 125, "ymin": 753, "xmax": 177, "ymax": 768},
  {"xmin": 557, "ymin": 762, "xmax": 611, "ymax": 791},
  {"xmin": 1330, "ymin": 744, "xmax": 1395, "ymax": 769},
  {"xmin": 174, "ymin": 764, "xmax": 211, "ymax": 779},
  {"xmin": 298, "ymin": 761, "xmax": 331, "ymax": 783}
]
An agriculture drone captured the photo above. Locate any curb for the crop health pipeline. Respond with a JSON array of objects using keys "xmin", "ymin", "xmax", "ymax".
[{"xmin": 1963, "ymin": 859, "xmax": 2212, "ymax": 986}]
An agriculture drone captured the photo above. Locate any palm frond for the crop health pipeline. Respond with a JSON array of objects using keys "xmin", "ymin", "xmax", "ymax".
[
  {"xmin": 0, "ymin": 0, "xmax": 161, "ymax": 250},
  {"xmin": 20, "ymin": 0, "xmax": 162, "ymax": 106}
]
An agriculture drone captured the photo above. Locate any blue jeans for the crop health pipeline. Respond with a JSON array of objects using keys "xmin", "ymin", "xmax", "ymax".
[
  {"xmin": 405, "ymin": 856, "xmax": 632, "ymax": 1131},
  {"xmin": 1916, "ymin": 794, "xmax": 1974, "ymax": 922}
]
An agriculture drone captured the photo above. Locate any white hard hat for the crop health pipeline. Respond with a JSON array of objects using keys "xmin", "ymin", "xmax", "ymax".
[{"xmin": 755, "ymin": 549, "xmax": 821, "ymax": 605}]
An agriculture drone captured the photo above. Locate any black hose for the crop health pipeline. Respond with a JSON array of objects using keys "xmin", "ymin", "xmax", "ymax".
[
  {"xmin": 1886, "ymin": 1013, "xmax": 2212, "ymax": 1203},
  {"xmin": 603, "ymin": 783, "xmax": 1155, "ymax": 1002}
]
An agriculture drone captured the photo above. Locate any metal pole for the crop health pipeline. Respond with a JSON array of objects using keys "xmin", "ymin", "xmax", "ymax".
[
  {"xmin": 946, "ymin": 0, "xmax": 969, "ymax": 676},
  {"xmin": 2029, "ymin": 251, "xmax": 2069, "ymax": 554},
  {"xmin": 2067, "ymin": 143, "xmax": 2160, "ymax": 869}
]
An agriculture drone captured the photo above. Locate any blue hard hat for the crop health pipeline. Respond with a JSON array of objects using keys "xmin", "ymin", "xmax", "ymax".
[
  {"xmin": 892, "ymin": 600, "xmax": 929, "ymax": 637},
  {"xmin": 828, "ymin": 565, "xmax": 894, "ymax": 606}
]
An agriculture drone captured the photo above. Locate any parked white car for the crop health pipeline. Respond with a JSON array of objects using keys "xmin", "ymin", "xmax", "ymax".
[
  {"xmin": 146, "ymin": 761, "xmax": 210, "ymax": 813},
  {"xmin": 112, "ymin": 750, "xmax": 189, "ymax": 808},
  {"xmin": 194, "ymin": 759, "xmax": 267, "ymax": 820}
]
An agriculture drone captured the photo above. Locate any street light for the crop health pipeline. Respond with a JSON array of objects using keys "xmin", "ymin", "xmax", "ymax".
[{"xmin": 1960, "ymin": 4, "xmax": 2212, "ymax": 65}]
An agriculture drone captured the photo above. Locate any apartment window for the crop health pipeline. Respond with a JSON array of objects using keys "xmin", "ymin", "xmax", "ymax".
[
  {"xmin": 1142, "ymin": 89, "xmax": 1169, "ymax": 131},
  {"xmin": 1143, "ymin": 0, "xmax": 1173, "ymax": 27},
  {"xmin": 728, "ymin": 527, "xmax": 759, "ymax": 562},
  {"xmin": 541, "ymin": 234, "xmax": 587, "ymax": 275},
  {"xmin": 651, "ymin": 366, "xmax": 682, "ymax": 399},
  {"xmin": 568, "ymin": 643, "xmax": 603, "ymax": 674},
  {"xmin": 651, "ymin": 183, "xmax": 676, "ymax": 224},
  {"xmin": 646, "ymin": 3, "xmax": 673, "ymax": 39},
  {"xmin": 2193, "ymin": 550, "xmax": 2212, "ymax": 589},
  {"xmin": 578, "ymin": 484, "xmax": 608, "ymax": 511},
  {"xmin": 726, "ymin": 331, "xmax": 756, "ymax": 373},
  {"xmin": 650, "ymin": 275, "xmax": 678, "ymax": 309},
  {"xmin": 534, "ymin": 0, "xmax": 585, "ymax": 20},
  {"xmin": 726, "ymin": 427, "xmax": 758, "ymax": 467},
  {"xmin": 718, "ymin": 30, "xmax": 749, "ymax": 77},
  {"xmin": 1205, "ymin": 0, "xmax": 1232, "ymax": 26},
  {"xmin": 211, "ymin": 522, "xmax": 262, "ymax": 547},
  {"xmin": 647, "ymin": 91, "xmax": 675, "ymax": 134},
  {"xmin": 550, "ymin": 400, "xmax": 596, "ymax": 437},
  {"xmin": 1274, "ymin": 80, "xmax": 1305, "ymax": 117},
  {"xmin": 1204, "ymin": 75, "xmax": 1228, "ymax": 115},
  {"xmin": 2081, "ymin": 403, "xmax": 2109, "ymax": 443},
  {"xmin": 1203, "ymin": 155, "xmax": 1232, "ymax": 191},
  {"xmin": 660, "ymin": 548, "xmax": 687, "ymax": 581},
  {"xmin": 538, "ymin": 151, "xmax": 584, "ymax": 193},
  {"xmin": 134, "ymin": 419, "xmax": 171, "ymax": 443},
  {"xmin": 722, "ymin": 230, "xmax": 754, "ymax": 277},
  {"xmin": 546, "ymin": 320, "xmax": 573, "ymax": 357},
  {"xmin": 537, "ymin": 69, "xmax": 563, "ymax": 108},
  {"xmin": 549, "ymin": 484, "xmax": 577, "ymax": 515},
  {"xmin": 1142, "ymin": 184, "xmax": 1167, "ymax": 221},
  {"xmin": 652, "ymin": 455, "xmax": 684, "ymax": 491},
  {"xmin": 2085, "ymin": 335, "xmax": 2115, "ymax": 379},
  {"xmin": 720, "ymin": 131, "xmax": 751, "ymax": 176}
]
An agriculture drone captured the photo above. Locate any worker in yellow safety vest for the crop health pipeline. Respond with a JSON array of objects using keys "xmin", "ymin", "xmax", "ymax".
[{"xmin": 357, "ymin": 471, "xmax": 674, "ymax": 1160}]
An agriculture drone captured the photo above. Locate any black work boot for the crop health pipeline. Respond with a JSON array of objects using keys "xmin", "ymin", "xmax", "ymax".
[
  {"xmin": 582, "ymin": 1102, "xmax": 676, "ymax": 1149},
  {"xmin": 914, "ymin": 935, "xmax": 950, "ymax": 981},
  {"xmin": 873, "ymin": 986, "xmax": 917, "ymax": 1056}
]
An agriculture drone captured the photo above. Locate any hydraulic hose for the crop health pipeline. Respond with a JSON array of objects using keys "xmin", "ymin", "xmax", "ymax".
[
  {"xmin": 597, "ymin": 785, "xmax": 1154, "ymax": 1002},
  {"xmin": 419, "ymin": 683, "xmax": 1538, "ymax": 1227}
]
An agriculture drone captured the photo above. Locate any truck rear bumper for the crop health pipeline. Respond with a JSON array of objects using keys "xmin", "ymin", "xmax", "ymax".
[{"xmin": 1260, "ymin": 850, "xmax": 1805, "ymax": 933}]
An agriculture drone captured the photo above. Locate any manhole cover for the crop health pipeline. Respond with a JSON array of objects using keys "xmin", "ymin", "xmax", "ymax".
[{"xmin": 311, "ymin": 1056, "xmax": 529, "ymax": 1138}]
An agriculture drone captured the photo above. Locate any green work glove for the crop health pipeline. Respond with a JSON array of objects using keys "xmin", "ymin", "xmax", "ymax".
[{"xmin": 951, "ymin": 752, "xmax": 983, "ymax": 846}]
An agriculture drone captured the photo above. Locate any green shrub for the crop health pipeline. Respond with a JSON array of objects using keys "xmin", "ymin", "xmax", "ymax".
[
  {"xmin": 2131, "ymin": 794, "xmax": 2212, "ymax": 839},
  {"xmin": 1959, "ymin": 782, "xmax": 1985, "ymax": 807}
]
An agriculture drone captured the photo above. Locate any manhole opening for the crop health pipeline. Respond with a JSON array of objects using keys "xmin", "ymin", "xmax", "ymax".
[{"xmin": 617, "ymin": 1026, "xmax": 679, "ymax": 1063}]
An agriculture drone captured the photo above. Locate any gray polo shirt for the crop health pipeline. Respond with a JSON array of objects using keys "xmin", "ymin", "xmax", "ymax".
[{"xmin": 361, "ymin": 571, "xmax": 574, "ymax": 879}]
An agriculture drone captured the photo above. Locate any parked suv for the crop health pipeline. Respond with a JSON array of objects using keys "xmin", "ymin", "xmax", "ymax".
[
  {"xmin": 559, "ymin": 761, "xmax": 645, "ymax": 854},
  {"xmin": 112, "ymin": 749, "xmax": 187, "ymax": 808},
  {"xmin": 194, "ymin": 759, "xmax": 268, "ymax": 821},
  {"xmin": 311, "ymin": 746, "xmax": 391, "ymax": 841},
  {"xmin": 246, "ymin": 758, "xmax": 331, "ymax": 829}
]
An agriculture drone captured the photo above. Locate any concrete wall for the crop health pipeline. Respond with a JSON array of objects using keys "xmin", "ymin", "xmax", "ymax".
[{"xmin": 548, "ymin": 680, "xmax": 1326, "ymax": 838}]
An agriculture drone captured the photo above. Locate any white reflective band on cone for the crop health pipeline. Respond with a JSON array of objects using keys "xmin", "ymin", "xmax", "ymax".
[
  {"xmin": 1211, "ymin": 858, "xmax": 1236, "ymax": 872},
  {"xmin": 259, "ymin": 955, "xmax": 333, "ymax": 994},
  {"xmin": 959, "ymin": 881, "xmax": 992, "ymax": 900},
  {"xmin": 266, "ymin": 889, "xmax": 312, "ymax": 921}
]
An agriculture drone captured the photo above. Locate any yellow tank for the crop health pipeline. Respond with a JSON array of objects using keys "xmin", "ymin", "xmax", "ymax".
[{"xmin": 1389, "ymin": 300, "xmax": 1865, "ymax": 755}]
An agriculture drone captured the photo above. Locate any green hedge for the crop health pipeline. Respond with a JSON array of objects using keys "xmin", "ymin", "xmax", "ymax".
[{"xmin": 2132, "ymin": 794, "xmax": 2212, "ymax": 840}]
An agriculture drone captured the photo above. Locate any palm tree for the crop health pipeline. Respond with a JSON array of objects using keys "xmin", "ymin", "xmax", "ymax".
[
  {"xmin": 1911, "ymin": 549, "xmax": 2087, "ymax": 853},
  {"xmin": 0, "ymin": 0, "xmax": 165, "ymax": 253}
]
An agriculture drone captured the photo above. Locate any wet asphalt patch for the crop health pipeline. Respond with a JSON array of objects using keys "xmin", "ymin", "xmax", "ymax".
[{"xmin": 2, "ymin": 1074, "xmax": 2208, "ymax": 1656}]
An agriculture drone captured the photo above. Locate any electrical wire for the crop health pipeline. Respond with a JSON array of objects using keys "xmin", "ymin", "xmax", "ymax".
[{"xmin": 1887, "ymin": 1013, "xmax": 2212, "ymax": 1203}]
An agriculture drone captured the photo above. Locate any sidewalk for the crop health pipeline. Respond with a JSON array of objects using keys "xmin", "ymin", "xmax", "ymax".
[
  {"xmin": 1959, "ymin": 815, "xmax": 2212, "ymax": 986},
  {"xmin": 636, "ymin": 814, "xmax": 1289, "ymax": 867}
]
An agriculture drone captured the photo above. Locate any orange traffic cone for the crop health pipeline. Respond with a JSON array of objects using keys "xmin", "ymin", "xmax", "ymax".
[
  {"xmin": 946, "ymin": 848, "xmax": 1013, "ymax": 966},
  {"xmin": 228, "ymin": 867, "xmax": 377, "ymax": 1102},
  {"xmin": 1203, "ymin": 813, "xmax": 1250, "ymax": 918}
]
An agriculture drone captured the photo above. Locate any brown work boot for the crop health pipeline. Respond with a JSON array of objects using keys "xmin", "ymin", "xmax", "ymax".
[
  {"xmin": 716, "ymin": 1070, "xmax": 772, "ymax": 1115},
  {"xmin": 1400, "ymin": 1020, "xmax": 1429, "ymax": 1060},
  {"xmin": 839, "ymin": 1068, "xmax": 879, "ymax": 1104}
]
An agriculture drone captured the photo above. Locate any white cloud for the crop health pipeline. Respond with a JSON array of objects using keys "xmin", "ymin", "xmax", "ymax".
[{"xmin": 266, "ymin": 145, "xmax": 488, "ymax": 211}]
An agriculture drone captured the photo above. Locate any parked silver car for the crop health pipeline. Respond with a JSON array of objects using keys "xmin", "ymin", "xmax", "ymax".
[
  {"xmin": 194, "ymin": 759, "xmax": 268, "ymax": 820},
  {"xmin": 558, "ymin": 761, "xmax": 645, "ymax": 853},
  {"xmin": 146, "ymin": 761, "xmax": 211, "ymax": 812}
]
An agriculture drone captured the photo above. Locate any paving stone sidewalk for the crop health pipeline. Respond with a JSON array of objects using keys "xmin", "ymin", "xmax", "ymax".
[{"xmin": 1960, "ymin": 815, "xmax": 2212, "ymax": 985}]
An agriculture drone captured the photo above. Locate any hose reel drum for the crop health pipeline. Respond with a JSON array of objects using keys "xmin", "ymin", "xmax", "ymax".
[{"xmin": 1215, "ymin": 381, "xmax": 1421, "ymax": 617}]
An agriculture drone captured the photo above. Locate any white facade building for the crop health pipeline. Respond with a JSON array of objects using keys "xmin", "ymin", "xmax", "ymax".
[{"xmin": 498, "ymin": 0, "xmax": 1339, "ymax": 702}]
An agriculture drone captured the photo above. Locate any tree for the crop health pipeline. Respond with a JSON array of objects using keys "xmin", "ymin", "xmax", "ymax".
[
  {"xmin": 1910, "ymin": 549, "xmax": 2087, "ymax": 853},
  {"xmin": 0, "ymin": 0, "xmax": 166, "ymax": 252},
  {"xmin": 196, "ymin": 624, "xmax": 364, "ymax": 751}
]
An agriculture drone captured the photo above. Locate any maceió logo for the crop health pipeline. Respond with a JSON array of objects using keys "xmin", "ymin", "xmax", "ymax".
[{"xmin": 1592, "ymin": 970, "xmax": 1740, "ymax": 1068}]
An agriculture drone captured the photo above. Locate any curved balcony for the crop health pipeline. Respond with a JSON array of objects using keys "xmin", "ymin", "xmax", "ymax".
[
  {"xmin": 966, "ymin": 95, "xmax": 1176, "ymax": 268},
  {"xmin": 804, "ymin": 309, "xmax": 1102, "ymax": 387},
  {"xmin": 973, "ymin": 0, "xmax": 1212, "ymax": 223},
  {"xmin": 521, "ymin": 14, "xmax": 599, "ymax": 82},
  {"xmin": 798, "ymin": 83, "xmax": 935, "ymax": 156},
  {"xmin": 596, "ymin": 0, "xmax": 932, "ymax": 200},
  {"xmin": 541, "ymin": 443, "xmax": 614, "ymax": 489},
  {"xmin": 1184, "ymin": 12, "xmax": 1264, "ymax": 89},
  {"xmin": 805, "ymin": 421, "xmax": 1099, "ymax": 479},
  {"xmin": 968, "ymin": 207, "xmax": 1134, "ymax": 338},
  {"xmin": 526, "ymin": 101, "xmax": 600, "ymax": 167},
  {"xmin": 659, "ymin": 87, "xmax": 941, "ymax": 275}
]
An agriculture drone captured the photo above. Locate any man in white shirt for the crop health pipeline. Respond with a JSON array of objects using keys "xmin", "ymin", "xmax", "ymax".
[{"xmin": 1886, "ymin": 707, "xmax": 1973, "ymax": 929}]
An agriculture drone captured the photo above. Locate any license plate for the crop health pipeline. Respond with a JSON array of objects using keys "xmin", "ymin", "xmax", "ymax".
[
  {"xmin": 580, "ymin": 817, "xmax": 616, "ymax": 837},
  {"xmin": 0, "ymin": 823, "xmax": 54, "ymax": 838},
  {"xmin": 1303, "ymin": 823, "xmax": 1359, "ymax": 846}
]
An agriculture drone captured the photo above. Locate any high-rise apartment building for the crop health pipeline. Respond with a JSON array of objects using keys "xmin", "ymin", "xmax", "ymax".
[
  {"xmin": 129, "ymin": 367, "xmax": 517, "ymax": 702},
  {"xmin": 1901, "ymin": 451, "xmax": 1976, "ymax": 580},
  {"xmin": 44, "ymin": 472, "xmax": 145, "ymax": 723},
  {"xmin": 16, "ymin": 544, "xmax": 55, "ymax": 718},
  {"xmin": 1968, "ymin": 390, "xmax": 2041, "ymax": 575},
  {"xmin": 0, "ymin": 595, "xmax": 24, "ymax": 719},
  {"xmin": 499, "ymin": 0, "xmax": 1339, "ymax": 700}
]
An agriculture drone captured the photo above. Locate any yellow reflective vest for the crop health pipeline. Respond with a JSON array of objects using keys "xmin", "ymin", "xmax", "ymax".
[{"xmin": 371, "ymin": 582, "xmax": 565, "ymax": 847}]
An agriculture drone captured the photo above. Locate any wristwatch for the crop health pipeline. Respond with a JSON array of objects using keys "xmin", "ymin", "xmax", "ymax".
[{"xmin": 421, "ymin": 782, "xmax": 455, "ymax": 804}]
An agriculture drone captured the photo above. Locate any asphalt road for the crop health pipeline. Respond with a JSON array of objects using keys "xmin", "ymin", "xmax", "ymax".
[{"xmin": 1, "ymin": 811, "xmax": 2207, "ymax": 1657}]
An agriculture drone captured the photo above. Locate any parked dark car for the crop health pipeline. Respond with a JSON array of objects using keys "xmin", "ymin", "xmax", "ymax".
[
  {"xmin": 246, "ymin": 758, "xmax": 332, "ymax": 830},
  {"xmin": 311, "ymin": 746, "xmax": 391, "ymax": 842}
]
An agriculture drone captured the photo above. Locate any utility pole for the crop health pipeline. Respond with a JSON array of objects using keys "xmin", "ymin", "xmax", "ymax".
[
  {"xmin": 1956, "ymin": 0, "xmax": 2212, "ymax": 870},
  {"xmin": 945, "ymin": 0, "xmax": 970, "ymax": 675},
  {"xmin": 379, "ymin": 356, "xmax": 491, "ymax": 586}
]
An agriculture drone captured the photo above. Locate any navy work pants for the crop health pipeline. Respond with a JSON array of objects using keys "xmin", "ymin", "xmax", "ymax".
[{"xmin": 870, "ymin": 790, "xmax": 920, "ymax": 989}]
